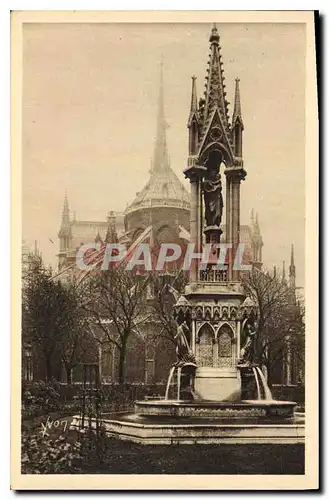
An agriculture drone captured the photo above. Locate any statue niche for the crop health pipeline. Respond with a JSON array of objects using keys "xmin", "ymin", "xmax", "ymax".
[
  {"xmin": 196, "ymin": 324, "xmax": 214, "ymax": 367},
  {"xmin": 203, "ymin": 150, "xmax": 224, "ymax": 228},
  {"xmin": 218, "ymin": 325, "xmax": 234, "ymax": 368}
]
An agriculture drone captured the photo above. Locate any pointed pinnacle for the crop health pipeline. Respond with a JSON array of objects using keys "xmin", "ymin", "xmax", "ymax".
[
  {"xmin": 232, "ymin": 77, "xmax": 244, "ymax": 129},
  {"xmin": 62, "ymin": 191, "xmax": 69, "ymax": 216},
  {"xmin": 210, "ymin": 23, "xmax": 219, "ymax": 44},
  {"xmin": 189, "ymin": 76, "xmax": 198, "ymax": 113},
  {"xmin": 60, "ymin": 191, "xmax": 70, "ymax": 229},
  {"xmin": 290, "ymin": 244, "xmax": 295, "ymax": 267}
]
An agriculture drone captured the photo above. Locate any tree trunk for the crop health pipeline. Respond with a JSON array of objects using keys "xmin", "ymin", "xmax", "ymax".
[
  {"xmin": 45, "ymin": 353, "xmax": 53, "ymax": 381},
  {"xmin": 118, "ymin": 344, "xmax": 127, "ymax": 385},
  {"xmin": 66, "ymin": 365, "xmax": 72, "ymax": 385}
]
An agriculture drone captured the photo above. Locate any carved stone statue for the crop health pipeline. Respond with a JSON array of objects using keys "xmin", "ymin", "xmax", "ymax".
[
  {"xmin": 203, "ymin": 165, "xmax": 223, "ymax": 227},
  {"xmin": 239, "ymin": 321, "xmax": 258, "ymax": 364},
  {"xmin": 174, "ymin": 321, "xmax": 197, "ymax": 367}
]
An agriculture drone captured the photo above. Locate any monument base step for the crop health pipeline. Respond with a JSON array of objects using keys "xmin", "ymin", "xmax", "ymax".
[{"xmin": 71, "ymin": 412, "xmax": 305, "ymax": 445}]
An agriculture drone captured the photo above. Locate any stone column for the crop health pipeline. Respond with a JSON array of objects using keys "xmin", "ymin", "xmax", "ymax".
[
  {"xmin": 213, "ymin": 338, "xmax": 219, "ymax": 367},
  {"xmin": 189, "ymin": 177, "xmax": 199, "ymax": 282},
  {"xmin": 226, "ymin": 177, "xmax": 232, "ymax": 280},
  {"xmin": 191, "ymin": 320, "xmax": 196, "ymax": 354},
  {"xmin": 184, "ymin": 164, "xmax": 206, "ymax": 282},
  {"xmin": 225, "ymin": 163, "xmax": 246, "ymax": 281},
  {"xmin": 236, "ymin": 320, "xmax": 241, "ymax": 359},
  {"xmin": 231, "ymin": 178, "xmax": 241, "ymax": 281}
]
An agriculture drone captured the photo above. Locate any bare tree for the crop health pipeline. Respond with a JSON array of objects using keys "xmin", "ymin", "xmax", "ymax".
[
  {"xmin": 242, "ymin": 268, "xmax": 305, "ymax": 386},
  {"xmin": 82, "ymin": 267, "xmax": 150, "ymax": 384},
  {"xmin": 22, "ymin": 255, "xmax": 77, "ymax": 381},
  {"xmin": 148, "ymin": 271, "xmax": 189, "ymax": 344},
  {"xmin": 58, "ymin": 277, "xmax": 95, "ymax": 384}
]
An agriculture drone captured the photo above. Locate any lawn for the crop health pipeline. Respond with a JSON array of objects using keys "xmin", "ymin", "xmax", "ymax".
[{"xmin": 73, "ymin": 437, "xmax": 305, "ymax": 475}]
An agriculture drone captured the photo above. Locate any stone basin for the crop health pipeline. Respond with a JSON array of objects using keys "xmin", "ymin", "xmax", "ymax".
[
  {"xmin": 134, "ymin": 399, "xmax": 297, "ymax": 419},
  {"xmin": 71, "ymin": 408, "xmax": 304, "ymax": 445}
]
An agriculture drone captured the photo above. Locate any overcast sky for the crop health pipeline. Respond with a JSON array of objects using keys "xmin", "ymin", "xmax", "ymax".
[{"xmin": 22, "ymin": 22, "xmax": 305, "ymax": 285}]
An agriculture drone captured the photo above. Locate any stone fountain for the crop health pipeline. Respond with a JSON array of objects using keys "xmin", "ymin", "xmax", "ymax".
[
  {"xmin": 90, "ymin": 299, "xmax": 304, "ymax": 444},
  {"xmin": 72, "ymin": 25, "xmax": 304, "ymax": 444}
]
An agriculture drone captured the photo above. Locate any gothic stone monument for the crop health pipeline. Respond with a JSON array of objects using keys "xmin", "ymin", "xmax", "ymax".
[
  {"xmin": 181, "ymin": 24, "xmax": 247, "ymax": 401},
  {"xmin": 71, "ymin": 25, "xmax": 303, "ymax": 444}
]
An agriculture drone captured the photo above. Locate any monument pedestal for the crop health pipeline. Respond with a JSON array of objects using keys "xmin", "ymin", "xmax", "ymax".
[
  {"xmin": 194, "ymin": 366, "xmax": 241, "ymax": 402},
  {"xmin": 172, "ymin": 280, "xmax": 248, "ymax": 403}
]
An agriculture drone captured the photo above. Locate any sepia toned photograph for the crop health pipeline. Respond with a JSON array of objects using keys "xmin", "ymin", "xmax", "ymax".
[{"xmin": 11, "ymin": 10, "xmax": 318, "ymax": 490}]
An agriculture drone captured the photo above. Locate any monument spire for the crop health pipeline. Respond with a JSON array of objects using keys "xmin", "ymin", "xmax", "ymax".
[
  {"xmin": 188, "ymin": 75, "xmax": 198, "ymax": 125},
  {"xmin": 232, "ymin": 78, "xmax": 244, "ymax": 157},
  {"xmin": 282, "ymin": 260, "xmax": 286, "ymax": 281},
  {"xmin": 201, "ymin": 24, "xmax": 230, "ymax": 136},
  {"xmin": 188, "ymin": 76, "xmax": 200, "ymax": 155},
  {"xmin": 196, "ymin": 24, "xmax": 234, "ymax": 166},
  {"xmin": 232, "ymin": 78, "xmax": 244, "ymax": 129},
  {"xmin": 152, "ymin": 59, "xmax": 169, "ymax": 174}
]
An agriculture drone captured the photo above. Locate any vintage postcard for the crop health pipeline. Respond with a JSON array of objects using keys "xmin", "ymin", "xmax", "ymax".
[{"xmin": 11, "ymin": 10, "xmax": 318, "ymax": 490}]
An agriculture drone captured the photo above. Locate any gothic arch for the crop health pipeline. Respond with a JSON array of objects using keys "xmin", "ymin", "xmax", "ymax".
[
  {"xmin": 216, "ymin": 322, "xmax": 234, "ymax": 339},
  {"xmin": 200, "ymin": 141, "xmax": 232, "ymax": 169},
  {"xmin": 197, "ymin": 322, "xmax": 215, "ymax": 340},
  {"xmin": 196, "ymin": 323, "xmax": 215, "ymax": 367},
  {"xmin": 217, "ymin": 323, "xmax": 235, "ymax": 368}
]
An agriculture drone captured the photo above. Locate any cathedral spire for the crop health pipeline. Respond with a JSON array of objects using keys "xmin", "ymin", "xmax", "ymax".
[
  {"xmin": 58, "ymin": 191, "xmax": 72, "ymax": 252},
  {"xmin": 152, "ymin": 59, "xmax": 169, "ymax": 174},
  {"xmin": 290, "ymin": 243, "xmax": 295, "ymax": 268},
  {"xmin": 289, "ymin": 244, "xmax": 296, "ymax": 289},
  {"xmin": 61, "ymin": 191, "xmax": 70, "ymax": 227},
  {"xmin": 255, "ymin": 212, "xmax": 260, "ymax": 235}
]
